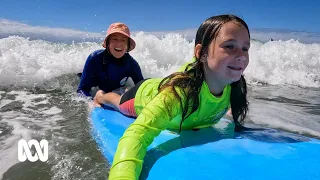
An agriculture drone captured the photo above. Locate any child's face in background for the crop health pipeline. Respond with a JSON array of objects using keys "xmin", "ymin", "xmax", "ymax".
[
  {"xmin": 205, "ymin": 21, "xmax": 250, "ymax": 85},
  {"xmin": 108, "ymin": 33, "xmax": 129, "ymax": 59}
]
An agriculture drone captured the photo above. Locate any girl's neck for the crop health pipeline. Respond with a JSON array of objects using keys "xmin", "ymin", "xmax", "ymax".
[
  {"xmin": 204, "ymin": 73, "xmax": 228, "ymax": 97},
  {"xmin": 207, "ymin": 80, "xmax": 225, "ymax": 97}
]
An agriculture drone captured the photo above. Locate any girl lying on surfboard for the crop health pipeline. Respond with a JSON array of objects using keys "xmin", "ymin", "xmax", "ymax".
[{"xmin": 94, "ymin": 14, "xmax": 251, "ymax": 180}]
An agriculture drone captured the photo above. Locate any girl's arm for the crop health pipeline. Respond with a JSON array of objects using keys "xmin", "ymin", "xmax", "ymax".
[{"xmin": 108, "ymin": 88, "xmax": 182, "ymax": 180}]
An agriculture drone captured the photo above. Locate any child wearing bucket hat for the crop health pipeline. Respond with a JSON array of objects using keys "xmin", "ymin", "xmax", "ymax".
[{"xmin": 77, "ymin": 23, "xmax": 144, "ymax": 97}]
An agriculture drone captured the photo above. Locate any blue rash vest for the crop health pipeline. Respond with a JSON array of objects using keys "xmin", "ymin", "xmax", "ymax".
[{"xmin": 77, "ymin": 49, "xmax": 144, "ymax": 97}]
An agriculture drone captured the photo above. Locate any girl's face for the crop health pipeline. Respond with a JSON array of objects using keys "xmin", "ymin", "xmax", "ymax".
[
  {"xmin": 204, "ymin": 21, "xmax": 250, "ymax": 85},
  {"xmin": 108, "ymin": 33, "xmax": 129, "ymax": 58}
]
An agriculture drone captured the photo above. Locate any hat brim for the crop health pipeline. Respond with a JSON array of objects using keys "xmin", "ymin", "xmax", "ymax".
[{"xmin": 102, "ymin": 31, "xmax": 136, "ymax": 52}]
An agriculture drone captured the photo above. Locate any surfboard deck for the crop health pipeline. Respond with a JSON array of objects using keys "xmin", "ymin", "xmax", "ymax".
[{"xmin": 90, "ymin": 107, "xmax": 320, "ymax": 180}]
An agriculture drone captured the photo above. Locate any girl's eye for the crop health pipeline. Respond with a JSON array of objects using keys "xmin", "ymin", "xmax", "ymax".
[
  {"xmin": 225, "ymin": 45, "xmax": 234, "ymax": 49},
  {"xmin": 242, "ymin": 47, "xmax": 249, "ymax": 52}
]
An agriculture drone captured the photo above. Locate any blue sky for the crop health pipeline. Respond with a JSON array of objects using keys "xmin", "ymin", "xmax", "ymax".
[{"xmin": 1, "ymin": 0, "xmax": 319, "ymax": 33}]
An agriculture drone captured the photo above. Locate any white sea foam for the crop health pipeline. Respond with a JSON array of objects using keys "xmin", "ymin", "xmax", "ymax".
[{"xmin": 1, "ymin": 35, "xmax": 319, "ymax": 88}]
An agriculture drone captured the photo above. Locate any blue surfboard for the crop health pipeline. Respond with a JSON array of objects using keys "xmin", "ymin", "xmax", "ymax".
[{"xmin": 90, "ymin": 107, "xmax": 320, "ymax": 180}]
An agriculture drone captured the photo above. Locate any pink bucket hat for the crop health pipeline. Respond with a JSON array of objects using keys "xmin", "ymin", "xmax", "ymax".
[{"xmin": 102, "ymin": 22, "xmax": 136, "ymax": 52}]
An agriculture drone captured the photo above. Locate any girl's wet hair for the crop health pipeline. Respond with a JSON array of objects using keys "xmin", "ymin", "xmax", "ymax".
[{"xmin": 158, "ymin": 14, "xmax": 250, "ymax": 132}]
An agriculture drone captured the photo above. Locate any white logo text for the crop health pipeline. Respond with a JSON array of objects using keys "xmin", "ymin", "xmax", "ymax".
[{"xmin": 18, "ymin": 139, "xmax": 48, "ymax": 162}]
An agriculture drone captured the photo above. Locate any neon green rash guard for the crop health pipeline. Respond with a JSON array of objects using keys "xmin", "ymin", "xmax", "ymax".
[{"xmin": 108, "ymin": 66, "xmax": 231, "ymax": 180}]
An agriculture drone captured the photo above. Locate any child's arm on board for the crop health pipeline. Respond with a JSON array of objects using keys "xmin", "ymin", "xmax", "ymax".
[{"xmin": 108, "ymin": 88, "xmax": 182, "ymax": 180}]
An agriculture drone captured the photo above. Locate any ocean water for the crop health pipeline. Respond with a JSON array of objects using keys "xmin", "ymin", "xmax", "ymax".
[{"xmin": 0, "ymin": 30, "xmax": 319, "ymax": 179}]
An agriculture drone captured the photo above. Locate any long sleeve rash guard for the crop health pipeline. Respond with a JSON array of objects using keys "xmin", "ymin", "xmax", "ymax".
[
  {"xmin": 108, "ymin": 74, "xmax": 231, "ymax": 179},
  {"xmin": 77, "ymin": 49, "xmax": 144, "ymax": 96}
]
